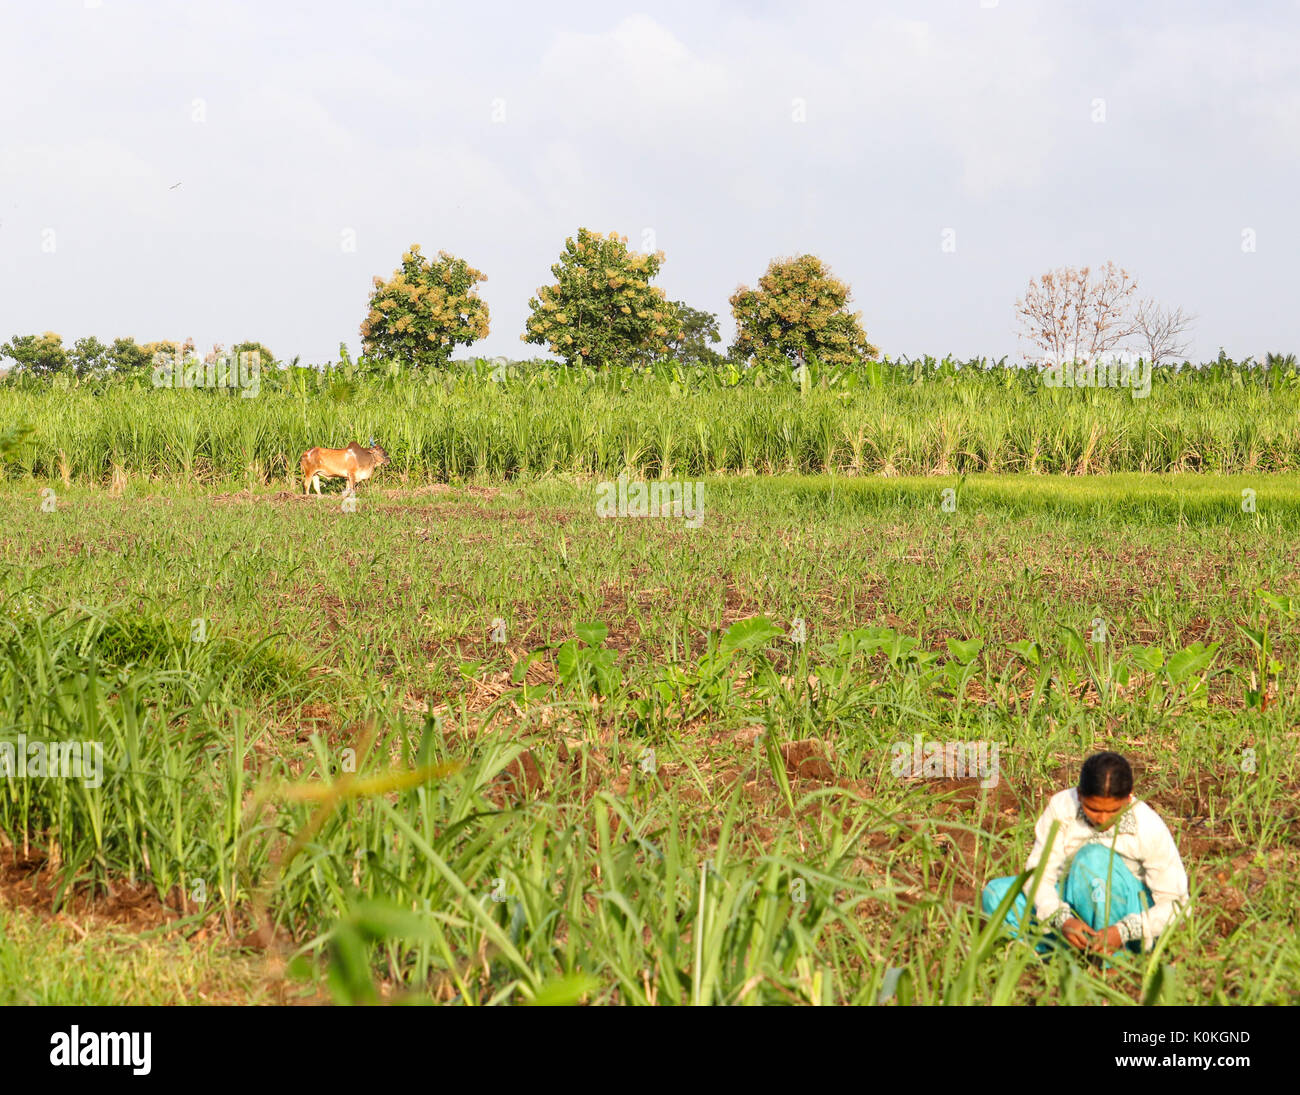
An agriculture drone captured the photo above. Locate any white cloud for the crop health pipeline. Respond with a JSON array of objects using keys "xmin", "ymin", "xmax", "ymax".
[{"xmin": 538, "ymin": 14, "xmax": 734, "ymax": 136}]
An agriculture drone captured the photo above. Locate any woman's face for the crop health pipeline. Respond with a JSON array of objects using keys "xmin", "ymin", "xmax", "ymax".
[{"xmin": 1079, "ymin": 793, "xmax": 1131, "ymax": 829}]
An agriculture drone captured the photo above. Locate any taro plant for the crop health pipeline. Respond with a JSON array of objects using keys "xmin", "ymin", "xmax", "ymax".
[
  {"xmin": 688, "ymin": 615, "xmax": 785, "ymax": 716},
  {"xmin": 554, "ymin": 621, "xmax": 622, "ymax": 699},
  {"xmin": 942, "ymin": 637, "xmax": 984, "ymax": 715},
  {"xmin": 1239, "ymin": 590, "xmax": 1294, "ymax": 711},
  {"xmin": 1163, "ymin": 641, "xmax": 1221, "ymax": 711},
  {"xmin": 1124, "ymin": 640, "xmax": 1222, "ymax": 716},
  {"xmin": 630, "ymin": 616, "xmax": 786, "ymax": 725}
]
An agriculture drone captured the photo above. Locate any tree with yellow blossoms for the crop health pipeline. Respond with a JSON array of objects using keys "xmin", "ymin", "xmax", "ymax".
[
  {"xmin": 522, "ymin": 228, "xmax": 682, "ymax": 368},
  {"xmin": 361, "ymin": 245, "xmax": 490, "ymax": 367},
  {"xmin": 730, "ymin": 254, "xmax": 877, "ymax": 368}
]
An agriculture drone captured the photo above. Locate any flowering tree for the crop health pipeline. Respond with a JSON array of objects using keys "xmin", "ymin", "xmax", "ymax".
[
  {"xmin": 362, "ymin": 245, "xmax": 490, "ymax": 367},
  {"xmin": 729, "ymin": 255, "xmax": 877, "ymax": 367},
  {"xmin": 522, "ymin": 228, "xmax": 681, "ymax": 367}
]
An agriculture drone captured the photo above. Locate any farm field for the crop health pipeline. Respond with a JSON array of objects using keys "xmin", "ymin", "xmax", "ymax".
[
  {"xmin": 2, "ymin": 472, "xmax": 1297, "ymax": 1005},
  {"xmin": 2, "ymin": 357, "xmax": 1300, "ymax": 485},
  {"xmin": 9, "ymin": 0, "xmax": 1300, "ymax": 1030}
]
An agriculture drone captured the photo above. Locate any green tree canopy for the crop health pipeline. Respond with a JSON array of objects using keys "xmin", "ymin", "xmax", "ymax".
[
  {"xmin": 1, "ymin": 332, "xmax": 69, "ymax": 377},
  {"xmin": 522, "ymin": 228, "xmax": 682, "ymax": 368},
  {"xmin": 69, "ymin": 336, "xmax": 110, "ymax": 378},
  {"xmin": 231, "ymin": 341, "xmax": 276, "ymax": 366},
  {"xmin": 106, "ymin": 337, "xmax": 155, "ymax": 375},
  {"xmin": 666, "ymin": 301, "xmax": 724, "ymax": 367},
  {"xmin": 361, "ymin": 244, "xmax": 490, "ymax": 367},
  {"xmin": 730, "ymin": 255, "xmax": 877, "ymax": 368},
  {"xmin": 0, "ymin": 335, "xmax": 203, "ymax": 383}
]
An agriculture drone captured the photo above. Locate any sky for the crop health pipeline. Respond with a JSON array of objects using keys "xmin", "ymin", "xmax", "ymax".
[{"xmin": 1, "ymin": 0, "xmax": 1297, "ymax": 365}]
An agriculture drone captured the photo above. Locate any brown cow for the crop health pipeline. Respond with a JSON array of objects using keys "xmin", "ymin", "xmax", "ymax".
[{"xmin": 300, "ymin": 440, "xmax": 390, "ymax": 495}]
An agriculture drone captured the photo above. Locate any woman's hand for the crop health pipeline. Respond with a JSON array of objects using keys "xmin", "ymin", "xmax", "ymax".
[
  {"xmin": 1088, "ymin": 925, "xmax": 1123, "ymax": 954},
  {"xmin": 1061, "ymin": 918, "xmax": 1094, "ymax": 949}
]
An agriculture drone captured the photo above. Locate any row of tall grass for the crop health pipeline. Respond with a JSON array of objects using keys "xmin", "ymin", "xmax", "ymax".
[
  {"xmin": 3, "ymin": 356, "xmax": 1299, "ymax": 483},
  {"xmin": 0, "ymin": 604, "xmax": 949, "ymax": 1004}
]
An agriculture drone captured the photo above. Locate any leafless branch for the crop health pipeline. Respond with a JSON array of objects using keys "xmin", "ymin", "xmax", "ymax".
[
  {"xmin": 1131, "ymin": 298, "xmax": 1195, "ymax": 367},
  {"xmin": 1015, "ymin": 262, "xmax": 1139, "ymax": 365}
]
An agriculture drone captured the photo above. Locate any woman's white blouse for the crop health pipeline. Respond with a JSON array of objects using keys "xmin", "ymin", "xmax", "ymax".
[{"xmin": 1021, "ymin": 788, "xmax": 1190, "ymax": 948}]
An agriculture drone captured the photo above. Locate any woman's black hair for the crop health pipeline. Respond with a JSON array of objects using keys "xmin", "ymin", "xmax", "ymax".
[{"xmin": 1078, "ymin": 751, "xmax": 1134, "ymax": 798}]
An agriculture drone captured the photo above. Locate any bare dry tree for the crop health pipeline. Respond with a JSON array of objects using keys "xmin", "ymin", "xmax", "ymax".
[
  {"xmin": 1015, "ymin": 262, "xmax": 1139, "ymax": 365},
  {"xmin": 1131, "ymin": 298, "xmax": 1195, "ymax": 367}
]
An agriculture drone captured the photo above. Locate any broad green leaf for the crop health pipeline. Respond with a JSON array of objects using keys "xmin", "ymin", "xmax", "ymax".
[
  {"xmin": 511, "ymin": 650, "xmax": 542, "ymax": 684},
  {"xmin": 1236, "ymin": 624, "xmax": 1266, "ymax": 651},
  {"xmin": 717, "ymin": 615, "xmax": 784, "ymax": 657},
  {"xmin": 1258, "ymin": 590, "xmax": 1294, "ymax": 616},
  {"xmin": 526, "ymin": 973, "xmax": 602, "ymax": 1007},
  {"xmin": 945, "ymin": 637, "xmax": 983, "ymax": 664},
  {"xmin": 575, "ymin": 620, "xmax": 608, "ymax": 647},
  {"xmin": 1007, "ymin": 640, "xmax": 1041, "ymax": 666},
  {"xmin": 1130, "ymin": 646, "xmax": 1165, "ymax": 672},
  {"xmin": 555, "ymin": 640, "xmax": 579, "ymax": 683},
  {"xmin": 1166, "ymin": 641, "xmax": 1219, "ymax": 684}
]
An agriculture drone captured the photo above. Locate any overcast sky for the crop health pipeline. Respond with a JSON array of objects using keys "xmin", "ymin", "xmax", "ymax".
[{"xmin": 1, "ymin": 0, "xmax": 1297, "ymax": 365}]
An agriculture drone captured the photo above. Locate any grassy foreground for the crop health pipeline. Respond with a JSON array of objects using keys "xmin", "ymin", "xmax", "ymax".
[{"xmin": 1, "ymin": 473, "xmax": 1298, "ymax": 1004}]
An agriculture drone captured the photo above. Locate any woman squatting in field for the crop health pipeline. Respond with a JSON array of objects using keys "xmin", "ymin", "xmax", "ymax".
[{"xmin": 981, "ymin": 752, "xmax": 1190, "ymax": 959}]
